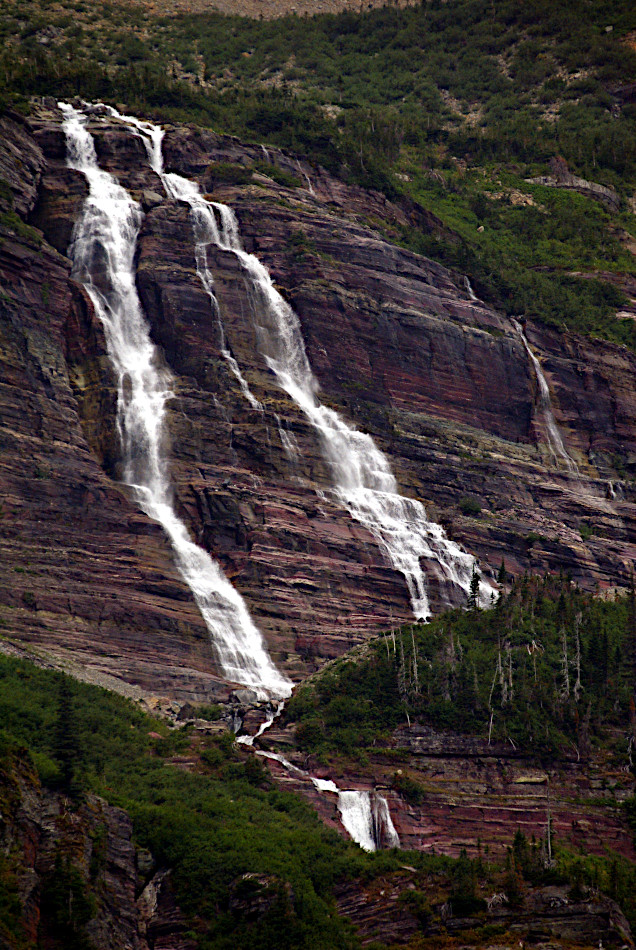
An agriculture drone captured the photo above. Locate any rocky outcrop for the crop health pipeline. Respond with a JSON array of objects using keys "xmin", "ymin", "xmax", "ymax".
[
  {"xmin": 333, "ymin": 876, "xmax": 634, "ymax": 947},
  {"xmin": 0, "ymin": 101, "xmax": 634, "ymax": 695},
  {"xmin": 0, "ymin": 752, "xmax": 192, "ymax": 950},
  {"xmin": 526, "ymin": 156, "xmax": 621, "ymax": 212},
  {"xmin": 258, "ymin": 720, "xmax": 635, "ymax": 865}
]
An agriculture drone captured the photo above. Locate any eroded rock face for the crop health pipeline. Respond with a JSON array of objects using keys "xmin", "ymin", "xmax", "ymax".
[
  {"xmin": 0, "ymin": 102, "xmax": 635, "ymax": 696},
  {"xmin": 333, "ymin": 877, "xmax": 634, "ymax": 948}
]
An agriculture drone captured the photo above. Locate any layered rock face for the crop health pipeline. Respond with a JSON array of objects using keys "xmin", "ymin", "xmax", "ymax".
[
  {"xmin": 0, "ymin": 113, "xmax": 227, "ymax": 702},
  {"xmin": 0, "ymin": 102, "xmax": 635, "ymax": 700},
  {"xmin": 0, "ymin": 754, "xmax": 194, "ymax": 950}
]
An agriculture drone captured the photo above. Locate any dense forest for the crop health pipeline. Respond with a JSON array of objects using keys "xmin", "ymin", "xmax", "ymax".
[
  {"xmin": 286, "ymin": 574, "xmax": 636, "ymax": 758},
  {"xmin": 1, "ymin": 633, "xmax": 635, "ymax": 947},
  {"xmin": 1, "ymin": 0, "xmax": 636, "ymax": 346}
]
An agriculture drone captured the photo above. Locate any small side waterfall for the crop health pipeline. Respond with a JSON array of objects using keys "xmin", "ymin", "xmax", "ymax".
[
  {"xmin": 463, "ymin": 275, "xmax": 478, "ymax": 301},
  {"xmin": 237, "ymin": 705, "xmax": 399, "ymax": 851},
  {"xmin": 513, "ymin": 320, "xmax": 580, "ymax": 476},
  {"xmin": 60, "ymin": 103, "xmax": 292, "ymax": 700}
]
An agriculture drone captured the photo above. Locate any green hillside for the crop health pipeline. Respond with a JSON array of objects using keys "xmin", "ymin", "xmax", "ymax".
[{"xmin": 2, "ymin": 0, "xmax": 636, "ymax": 345}]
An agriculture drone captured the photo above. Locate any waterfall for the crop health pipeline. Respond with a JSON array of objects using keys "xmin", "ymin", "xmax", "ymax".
[
  {"xmin": 164, "ymin": 174, "xmax": 264, "ymax": 411},
  {"xmin": 513, "ymin": 320, "xmax": 579, "ymax": 476},
  {"xmin": 255, "ymin": 751, "xmax": 399, "ymax": 852},
  {"xmin": 109, "ymin": 107, "xmax": 492, "ymax": 618},
  {"xmin": 235, "ymin": 703, "xmax": 399, "ymax": 851},
  {"xmin": 463, "ymin": 275, "xmax": 478, "ymax": 301},
  {"xmin": 59, "ymin": 103, "xmax": 292, "ymax": 700},
  {"xmin": 297, "ymin": 159, "xmax": 316, "ymax": 195},
  {"xmin": 235, "ymin": 701, "xmax": 284, "ymax": 746},
  {"xmin": 209, "ymin": 211, "xmax": 496, "ymax": 616},
  {"xmin": 372, "ymin": 793, "xmax": 401, "ymax": 849}
]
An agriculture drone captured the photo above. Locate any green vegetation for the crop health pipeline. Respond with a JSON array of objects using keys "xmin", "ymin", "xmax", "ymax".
[
  {"xmin": 286, "ymin": 573, "xmax": 636, "ymax": 757},
  {"xmin": 2, "ymin": 0, "xmax": 636, "ymax": 346},
  {"xmin": 284, "ymin": 573, "xmax": 636, "ymax": 929},
  {"xmin": 0, "ymin": 658, "xmax": 375, "ymax": 949}
]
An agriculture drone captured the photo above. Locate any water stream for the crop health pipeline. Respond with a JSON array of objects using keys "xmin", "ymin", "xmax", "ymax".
[
  {"xmin": 239, "ymin": 707, "xmax": 399, "ymax": 851},
  {"xmin": 60, "ymin": 103, "xmax": 292, "ymax": 699},
  {"xmin": 110, "ymin": 106, "xmax": 493, "ymax": 619},
  {"xmin": 513, "ymin": 320, "xmax": 580, "ymax": 476},
  {"xmin": 463, "ymin": 275, "xmax": 478, "ymax": 301}
]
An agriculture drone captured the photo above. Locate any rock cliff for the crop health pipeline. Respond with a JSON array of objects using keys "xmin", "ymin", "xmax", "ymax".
[
  {"xmin": 0, "ymin": 100, "xmax": 635, "ymax": 701},
  {"xmin": 0, "ymin": 752, "xmax": 194, "ymax": 950}
]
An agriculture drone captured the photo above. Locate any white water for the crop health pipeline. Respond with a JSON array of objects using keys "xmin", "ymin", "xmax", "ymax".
[
  {"xmin": 215, "ymin": 213, "xmax": 496, "ymax": 615},
  {"xmin": 256, "ymin": 742, "xmax": 399, "ymax": 852},
  {"xmin": 100, "ymin": 106, "xmax": 264, "ymax": 413},
  {"xmin": 234, "ymin": 701, "xmax": 399, "ymax": 852},
  {"xmin": 236, "ymin": 701, "xmax": 284, "ymax": 746},
  {"xmin": 297, "ymin": 159, "xmax": 316, "ymax": 195},
  {"xmin": 513, "ymin": 321, "xmax": 579, "ymax": 476},
  {"xmin": 101, "ymin": 105, "xmax": 495, "ymax": 617},
  {"xmin": 60, "ymin": 103, "xmax": 292, "ymax": 699},
  {"xmin": 463, "ymin": 275, "xmax": 478, "ymax": 301}
]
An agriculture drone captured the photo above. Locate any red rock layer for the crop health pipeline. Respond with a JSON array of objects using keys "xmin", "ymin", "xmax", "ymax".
[{"xmin": 0, "ymin": 104, "xmax": 634, "ymax": 700}]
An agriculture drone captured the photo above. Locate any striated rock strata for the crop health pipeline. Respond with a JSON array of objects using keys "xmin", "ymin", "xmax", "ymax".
[{"xmin": 0, "ymin": 102, "xmax": 634, "ymax": 697}]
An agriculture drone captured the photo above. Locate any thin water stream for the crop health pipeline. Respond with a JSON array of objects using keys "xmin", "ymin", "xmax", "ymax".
[
  {"xmin": 238, "ymin": 705, "xmax": 399, "ymax": 852},
  {"xmin": 513, "ymin": 320, "xmax": 580, "ymax": 476}
]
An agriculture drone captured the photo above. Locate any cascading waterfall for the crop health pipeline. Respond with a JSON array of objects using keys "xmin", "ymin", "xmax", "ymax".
[
  {"xmin": 59, "ymin": 102, "xmax": 292, "ymax": 699},
  {"xmin": 98, "ymin": 106, "xmax": 264, "ymax": 413},
  {"xmin": 110, "ymin": 107, "xmax": 491, "ymax": 618},
  {"xmin": 201, "ymin": 215, "xmax": 497, "ymax": 616},
  {"xmin": 250, "ymin": 730, "xmax": 400, "ymax": 852},
  {"xmin": 102, "ymin": 105, "xmax": 495, "ymax": 616},
  {"xmin": 165, "ymin": 174, "xmax": 264, "ymax": 412},
  {"xmin": 513, "ymin": 320, "xmax": 580, "ymax": 477}
]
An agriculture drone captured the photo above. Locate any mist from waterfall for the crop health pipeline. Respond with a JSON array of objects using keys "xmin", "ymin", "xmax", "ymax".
[{"xmin": 59, "ymin": 103, "xmax": 292, "ymax": 699}]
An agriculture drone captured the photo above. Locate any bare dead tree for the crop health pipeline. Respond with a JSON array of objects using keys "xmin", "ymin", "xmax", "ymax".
[
  {"xmin": 573, "ymin": 612, "xmax": 582, "ymax": 703},
  {"xmin": 397, "ymin": 631, "xmax": 407, "ymax": 702},
  {"xmin": 499, "ymin": 640, "xmax": 508, "ymax": 707},
  {"xmin": 506, "ymin": 643, "xmax": 514, "ymax": 703},
  {"xmin": 560, "ymin": 626, "xmax": 570, "ymax": 700},
  {"xmin": 410, "ymin": 626, "xmax": 420, "ymax": 696}
]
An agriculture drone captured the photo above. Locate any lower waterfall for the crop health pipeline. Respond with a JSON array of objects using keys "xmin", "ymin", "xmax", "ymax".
[
  {"xmin": 251, "ymin": 740, "xmax": 400, "ymax": 852},
  {"xmin": 59, "ymin": 103, "xmax": 292, "ymax": 700},
  {"xmin": 237, "ymin": 706, "xmax": 400, "ymax": 851},
  {"xmin": 105, "ymin": 104, "xmax": 493, "ymax": 618}
]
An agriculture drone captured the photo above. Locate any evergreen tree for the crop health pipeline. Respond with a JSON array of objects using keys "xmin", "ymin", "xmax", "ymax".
[
  {"xmin": 468, "ymin": 566, "xmax": 481, "ymax": 611},
  {"xmin": 53, "ymin": 674, "xmax": 80, "ymax": 800},
  {"xmin": 497, "ymin": 558, "xmax": 507, "ymax": 585}
]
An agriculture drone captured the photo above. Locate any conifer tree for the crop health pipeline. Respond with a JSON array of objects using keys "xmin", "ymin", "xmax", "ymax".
[
  {"xmin": 53, "ymin": 674, "xmax": 80, "ymax": 800},
  {"xmin": 468, "ymin": 566, "xmax": 480, "ymax": 611}
]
